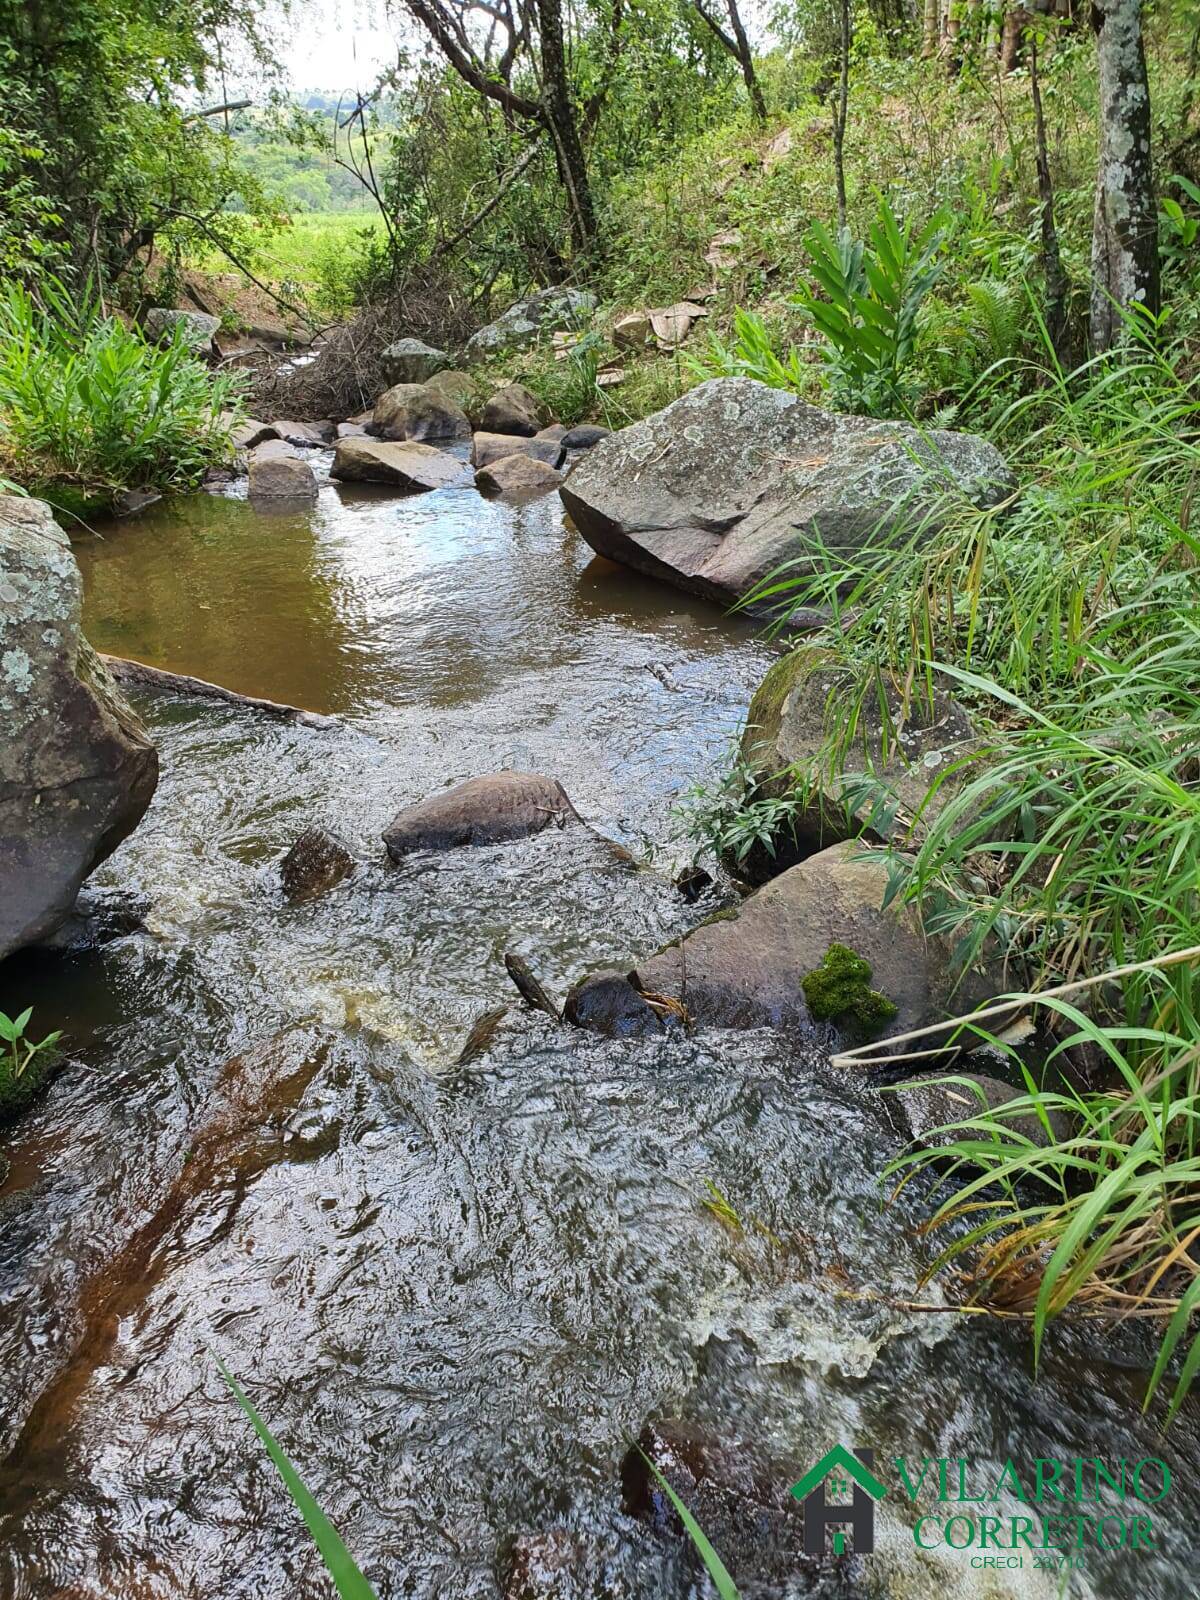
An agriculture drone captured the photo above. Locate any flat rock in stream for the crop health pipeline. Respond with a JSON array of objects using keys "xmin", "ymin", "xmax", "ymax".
[
  {"xmin": 475, "ymin": 455, "xmax": 563, "ymax": 496},
  {"xmin": 383, "ymin": 772, "xmax": 578, "ymax": 859},
  {"xmin": 0, "ymin": 495, "xmax": 158, "ymax": 960},
  {"xmin": 268, "ymin": 418, "xmax": 337, "ymax": 447},
  {"xmin": 248, "ymin": 439, "xmax": 317, "ymax": 500},
  {"xmin": 471, "ymin": 432, "xmax": 565, "ymax": 470},
  {"xmin": 627, "ymin": 840, "xmax": 987, "ymax": 1045},
  {"xmin": 559, "ymin": 377, "xmax": 1014, "ymax": 612},
  {"xmin": 331, "ymin": 437, "xmax": 465, "ymax": 491}
]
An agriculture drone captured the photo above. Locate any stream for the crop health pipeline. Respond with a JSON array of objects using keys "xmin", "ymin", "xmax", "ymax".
[{"xmin": 1, "ymin": 457, "xmax": 1197, "ymax": 1599}]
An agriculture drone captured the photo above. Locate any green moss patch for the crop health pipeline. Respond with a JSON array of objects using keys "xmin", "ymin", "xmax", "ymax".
[{"xmin": 802, "ymin": 942, "xmax": 898, "ymax": 1038}]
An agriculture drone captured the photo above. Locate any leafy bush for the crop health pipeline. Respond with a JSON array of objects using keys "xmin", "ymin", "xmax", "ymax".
[{"xmin": 0, "ymin": 277, "xmax": 241, "ymax": 501}]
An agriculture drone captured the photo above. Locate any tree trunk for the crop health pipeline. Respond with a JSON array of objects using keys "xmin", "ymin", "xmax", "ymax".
[
  {"xmin": 533, "ymin": 0, "xmax": 596, "ymax": 251},
  {"xmin": 834, "ymin": 0, "xmax": 852, "ymax": 227},
  {"xmin": 1090, "ymin": 0, "xmax": 1159, "ymax": 351},
  {"xmin": 1029, "ymin": 30, "xmax": 1071, "ymax": 362},
  {"xmin": 725, "ymin": 0, "xmax": 767, "ymax": 122}
]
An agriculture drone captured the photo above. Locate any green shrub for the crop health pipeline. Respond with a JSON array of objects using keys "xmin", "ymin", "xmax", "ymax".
[{"xmin": 0, "ymin": 277, "xmax": 242, "ymax": 503}]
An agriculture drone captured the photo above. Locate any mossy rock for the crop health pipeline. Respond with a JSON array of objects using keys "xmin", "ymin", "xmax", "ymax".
[
  {"xmin": 0, "ymin": 1048, "xmax": 61, "ymax": 1126},
  {"xmin": 728, "ymin": 647, "xmax": 975, "ymax": 886},
  {"xmin": 801, "ymin": 942, "xmax": 898, "ymax": 1040}
]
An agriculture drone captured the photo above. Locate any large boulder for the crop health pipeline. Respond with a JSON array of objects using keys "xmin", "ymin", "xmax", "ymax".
[
  {"xmin": 380, "ymin": 338, "xmax": 449, "ymax": 386},
  {"xmin": 475, "ymin": 455, "xmax": 563, "ymax": 496},
  {"xmin": 471, "ymin": 432, "xmax": 565, "ymax": 470},
  {"xmin": 143, "ymin": 307, "xmax": 219, "ymax": 352},
  {"xmin": 372, "ymin": 382, "xmax": 471, "ymax": 443},
  {"xmin": 330, "ymin": 437, "xmax": 465, "ymax": 492},
  {"xmin": 464, "ymin": 287, "xmax": 597, "ymax": 363},
  {"xmin": 0, "ymin": 496, "xmax": 158, "ymax": 960},
  {"xmin": 480, "ymin": 383, "xmax": 541, "ymax": 436},
  {"xmin": 383, "ymin": 772, "xmax": 578, "ymax": 859},
  {"xmin": 248, "ymin": 440, "xmax": 317, "ymax": 500},
  {"xmin": 623, "ymin": 840, "xmax": 987, "ymax": 1046},
  {"xmin": 731, "ymin": 646, "xmax": 975, "ymax": 883},
  {"xmin": 559, "ymin": 378, "xmax": 1014, "ymax": 613}
]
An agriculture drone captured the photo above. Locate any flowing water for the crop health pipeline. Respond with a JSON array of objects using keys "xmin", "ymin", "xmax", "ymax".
[{"xmin": 1, "ymin": 458, "xmax": 1197, "ymax": 1599}]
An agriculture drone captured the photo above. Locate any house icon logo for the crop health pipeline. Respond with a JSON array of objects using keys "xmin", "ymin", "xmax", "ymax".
[{"xmin": 790, "ymin": 1445, "xmax": 887, "ymax": 1555}]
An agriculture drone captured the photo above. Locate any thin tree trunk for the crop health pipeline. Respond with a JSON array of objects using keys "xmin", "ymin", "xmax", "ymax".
[
  {"xmin": 1029, "ymin": 30, "xmax": 1071, "ymax": 361},
  {"xmin": 533, "ymin": 0, "xmax": 596, "ymax": 250},
  {"xmin": 725, "ymin": 0, "xmax": 767, "ymax": 121},
  {"xmin": 834, "ymin": 0, "xmax": 852, "ymax": 227},
  {"xmin": 1090, "ymin": 0, "xmax": 1159, "ymax": 351},
  {"xmin": 922, "ymin": 0, "xmax": 940, "ymax": 55}
]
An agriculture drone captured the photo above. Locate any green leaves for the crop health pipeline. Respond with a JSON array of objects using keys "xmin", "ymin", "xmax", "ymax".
[
  {"xmin": 0, "ymin": 1007, "xmax": 63, "ymax": 1123},
  {"xmin": 217, "ymin": 1359, "xmax": 379, "ymax": 1600},
  {"xmin": 0, "ymin": 276, "xmax": 242, "ymax": 499},
  {"xmin": 792, "ymin": 196, "xmax": 950, "ymax": 418}
]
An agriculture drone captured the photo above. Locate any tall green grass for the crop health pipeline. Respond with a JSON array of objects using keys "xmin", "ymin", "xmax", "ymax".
[{"xmin": 0, "ymin": 277, "xmax": 242, "ymax": 501}]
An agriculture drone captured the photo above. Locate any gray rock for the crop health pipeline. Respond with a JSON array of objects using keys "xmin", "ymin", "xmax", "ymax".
[
  {"xmin": 383, "ymin": 772, "xmax": 578, "ymax": 859},
  {"xmin": 280, "ymin": 827, "xmax": 355, "ymax": 904},
  {"xmin": 330, "ymin": 438, "xmax": 465, "ymax": 492},
  {"xmin": 475, "ymin": 455, "xmax": 563, "ymax": 496},
  {"xmin": 381, "ymin": 338, "xmax": 449, "ymax": 386},
  {"xmin": 559, "ymin": 378, "xmax": 1014, "ymax": 612},
  {"xmin": 335, "ymin": 421, "xmax": 370, "ymax": 439},
  {"xmin": 268, "ymin": 418, "xmax": 336, "ymax": 447},
  {"xmin": 0, "ymin": 496, "xmax": 158, "ymax": 959},
  {"xmin": 248, "ymin": 440, "xmax": 317, "ymax": 500},
  {"xmin": 480, "ymin": 383, "xmax": 541, "ymax": 436},
  {"xmin": 561, "ymin": 424, "xmax": 610, "ymax": 449},
  {"xmin": 731, "ymin": 646, "xmax": 976, "ymax": 883},
  {"xmin": 471, "ymin": 432, "xmax": 565, "ymax": 470},
  {"xmin": 535, "ymin": 423, "xmax": 568, "ymax": 443},
  {"xmin": 143, "ymin": 307, "xmax": 220, "ymax": 352},
  {"xmin": 423, "ymin": 369, "xmax": 477, "ymax": 416},
  {"xmin": 894, "ymin": 1074, "xmax": 1072, "ymax": 1151},
  {"xmin": 464, "ymin": 287, "xmax": 597, "ymax": 362},
  {"xmin": 563, "ymin": 971, "xmax": 666, "ymax": 1038},
  {"xmin": 627, "ymin": 840, "xmax": 988, "ymax": 1044},
  {"xmin": 372, "ymin": 383, "xmax": 471, "ymax": 443},
  {"xmin": 111, "ymin": 488, "xmax": 161, "ymax": 518},
  {"xmin": 228, "ymin": 416, "xmax": 277, "ymax": 451}
]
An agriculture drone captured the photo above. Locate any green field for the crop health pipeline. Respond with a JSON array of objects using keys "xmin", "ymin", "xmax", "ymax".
[{"xmin": 255, "ymin": 211, "xmax": 383, "ymax": 288}]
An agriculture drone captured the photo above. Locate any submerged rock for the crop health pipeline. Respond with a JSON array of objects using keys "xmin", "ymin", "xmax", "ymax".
[
  {"xmin": 733, "ymin": 646, "xmax": 975, "ymax": 883},
  {"xmin": 562, "ymin": 970, "xmax": 666, "ymax": 1038},
  {"xmin": 331, "ymin": 437, "xmax": 465, "ymax": 491},
  {"xmin": 623, "ymin": 1419, "xmax": 862, "ymax": 1591},
  {"xmin": 475, "ymin": 455, "xmax": 563, "ymax": 496},
  {"xmin": 0, "ymin": 495, "xmax": 158, "ymax": 960},
  {"xmin": 464, "ymin": 287, "xmax": 597, "ymax": 362},
  {"xmin": 381, "ymin": 337, "xmax": 449, "ymax": 386},
  {"xmin": 471, "ymin": 432, "xmax": 565, "ymax": 470},
  {"xmin": 627, "ymin": 840, "xmax": 983, "ymax": 1045},
  {"xmin": 248, "ymin": 440, "xmax": 317, "ymax": 500},
  {"xmin": 383, "ymin": 772, "xmax": 579, "ymax": 859},
  {"xmin": 279, "ymin": 827, "xmax": 356, "ymax": 904},
  {"xmin": 372, "ymin": 382, "xmax": 471, "ymax": 443},
  {"xmin": 480, "ymin": 383, "xmax": 541, "ymax": 436},
  {"xmin": 560, "ymin": 378, "xmax": 1014, "ymax": 612}
]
